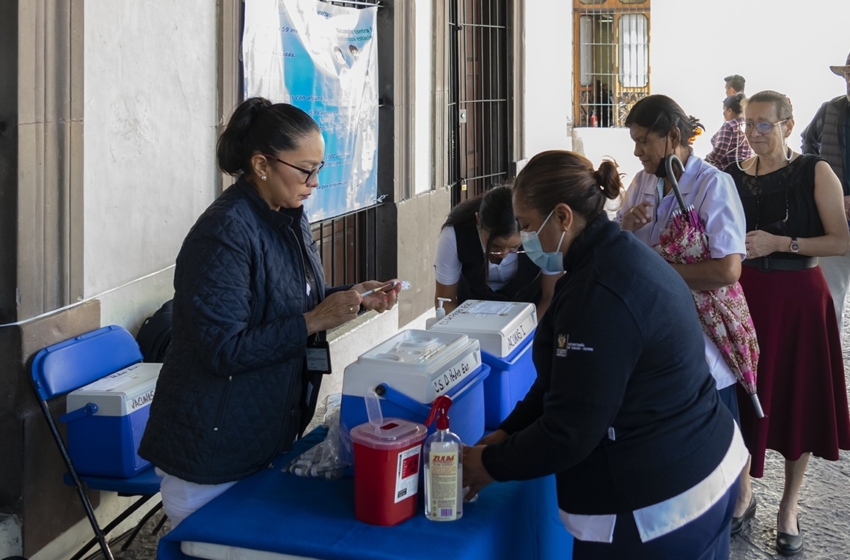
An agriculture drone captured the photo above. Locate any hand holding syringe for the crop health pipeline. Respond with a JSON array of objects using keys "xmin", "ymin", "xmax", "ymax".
[
  {"xmin": 355, "ymin": 280, "xmax": 410, "ymax": 313},
  {"xmin": 358, "ymin": 280, "xmax": 410, "ymax": 297}
]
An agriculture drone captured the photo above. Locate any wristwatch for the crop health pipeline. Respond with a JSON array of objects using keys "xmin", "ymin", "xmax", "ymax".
[{"xmin": 790, "ymin": 237, "xmax": 800, "ymax": 254}]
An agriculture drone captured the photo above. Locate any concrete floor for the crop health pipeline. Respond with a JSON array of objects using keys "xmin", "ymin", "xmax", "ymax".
[{"xmin": 115, "ymin": 322, "xmax": 850, "ymax": 560}]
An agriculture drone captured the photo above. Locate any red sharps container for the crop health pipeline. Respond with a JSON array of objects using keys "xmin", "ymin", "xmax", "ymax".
[{"xmin": 350, "ymin": 418, "xmax": 427, "ymax": 526}]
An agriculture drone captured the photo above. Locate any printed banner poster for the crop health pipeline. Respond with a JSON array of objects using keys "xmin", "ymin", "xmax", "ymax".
[{"xmin": 243, "ymin": 0, "xmax": 379, "ymax": 222}]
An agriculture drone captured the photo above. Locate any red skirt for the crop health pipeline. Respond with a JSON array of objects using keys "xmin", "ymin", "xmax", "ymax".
[{"xmin": 737, "ymin": 265, "xmax": 850, "ymax": 477}]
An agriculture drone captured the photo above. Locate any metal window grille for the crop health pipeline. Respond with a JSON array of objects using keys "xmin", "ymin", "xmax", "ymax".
[
  {"xmin": 574, "ymin": 0, "xmax": 650, "ymax": 128},
  {"xmin": 448, "ymin": 0, "xmax": 510, "ymax": 207},
  {"xmin": 311, "ymin": 207, "xmax": 378, "ymax": 287}
]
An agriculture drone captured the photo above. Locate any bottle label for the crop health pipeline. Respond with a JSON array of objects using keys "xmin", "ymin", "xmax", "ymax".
[
  {"xmin": 428, "ymin": 450, "xmax": 458, "ymax": 519},
  {"xmin": 394, "ymin": 445, "xmax": 422, "ymax": 503}
]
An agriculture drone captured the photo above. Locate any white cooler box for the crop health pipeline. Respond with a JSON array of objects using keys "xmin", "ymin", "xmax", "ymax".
[
  {"xmin": 429, "ymin": 300, "xmax": 539, "ymax": 428},
  {"xmin": 429, "ymin": 300, "xmax": 537, "ymax": 357},
  {"xmin": 341, "ymin": 329, "xmax": 489, "ymax": 446},
  {"xmin": 63, "ymin": 362, "xmax": 161, "ymax": 478}
]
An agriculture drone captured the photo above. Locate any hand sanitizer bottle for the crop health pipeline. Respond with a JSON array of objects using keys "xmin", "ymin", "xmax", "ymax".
[
  {"xmin": 423, "ymin": 395, "xmax": 463, "ymax": 521},
  {"xmin": 425, "ymin": 297, "xmax": 451, "ymax": 329}
]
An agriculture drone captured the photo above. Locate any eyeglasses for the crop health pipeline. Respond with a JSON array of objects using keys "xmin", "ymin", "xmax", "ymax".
[
  {"xmin": 740, "ymin": 120, "xmax": 786, "ymax": 135},
  {"xmin": 263, "ymin": 154, "xmax": 325, "ymax": 184},
  {"xmin": 488, "ymin": 249, "xmax": 526, "ymax": 255}
]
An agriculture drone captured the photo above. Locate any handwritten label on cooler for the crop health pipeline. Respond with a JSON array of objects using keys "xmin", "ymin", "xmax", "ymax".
[
  {"xmin": 506, "ymin": 322, "xmax": 531, "ymax": 353},
  {"xmin": 432, "ymin": 353, "xmax": 478, "ymax": 396},
  {"xmin": 129, "ymin": 389, "xmax": 155, "ymax": 411}
]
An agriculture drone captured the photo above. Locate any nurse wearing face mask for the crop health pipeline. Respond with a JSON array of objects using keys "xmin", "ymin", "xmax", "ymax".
[
  {"xmin": 463, "ymin": 150, "xmax": 746, "ymax": 559},
  {"xmin": 617, "ymin": 94, "xmax": 747, "ymax": 427},
  {"xmin": 434, "ymin": 185, "xmax": 562, "ymax": 317}
]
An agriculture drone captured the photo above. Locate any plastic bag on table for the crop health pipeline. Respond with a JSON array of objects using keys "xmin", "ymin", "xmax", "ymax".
[{"xmin": 283, "ymin": 393, "xmax": 352, "ymax": 479}]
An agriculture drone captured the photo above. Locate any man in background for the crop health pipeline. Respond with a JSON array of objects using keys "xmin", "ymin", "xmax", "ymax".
[
  {"xmin": 724, "ymin": 74, "xmax": 745, "ymax": 96},
  {"xmin": 802, "ymin": 51, "xmax": 850, "ymax": 328}
]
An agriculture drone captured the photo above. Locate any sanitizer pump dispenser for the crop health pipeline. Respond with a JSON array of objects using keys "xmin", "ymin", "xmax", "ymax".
[
  {"xmin": 425, "ymin": 298, "xmax": 451, "ymax": 329},
  {"xmin": 423, "ymin": 395, "xmax": 463, "ymax": 521}
]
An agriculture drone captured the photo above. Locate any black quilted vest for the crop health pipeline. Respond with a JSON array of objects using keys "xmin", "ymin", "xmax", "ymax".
[{"xmin": 454, "ymin": 221, "xmax": 543, "ymax": 305}]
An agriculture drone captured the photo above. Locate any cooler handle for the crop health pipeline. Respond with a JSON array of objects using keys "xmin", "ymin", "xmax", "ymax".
[
  {"xmin": 59, "ymin": 402, "xmax": 99, "ymax": 424},
  {"xmin": 375, "ymin": 384, "xmax": 430, "ymax": 417}
]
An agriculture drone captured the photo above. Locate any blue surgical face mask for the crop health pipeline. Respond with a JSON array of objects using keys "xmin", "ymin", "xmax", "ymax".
[{"xmin": 520, "ymin": 209, "xmax": 566, "ymax": 273}]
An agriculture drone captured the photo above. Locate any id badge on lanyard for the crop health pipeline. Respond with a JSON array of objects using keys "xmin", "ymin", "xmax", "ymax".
[{"xmin": 305, "ymin": 337, "xmax": 332, "ymax": 374}]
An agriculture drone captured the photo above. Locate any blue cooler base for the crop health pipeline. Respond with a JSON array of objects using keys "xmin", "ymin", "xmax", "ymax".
[
  {"xmin": 67, "ymin": 409, "xmax": 151, "ymax": 478},
  {"xmin": 341, "ymin": 364, "xmax": 489, "ymax": 446},
  {"xmin": 481, "ymin": 332, "xmax": 537, "ymax": 430}
]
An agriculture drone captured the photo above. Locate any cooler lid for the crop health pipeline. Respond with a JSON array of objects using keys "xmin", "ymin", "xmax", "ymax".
[
  {"xmin": 350, "ymin": 418, "xmax": 427, "ymax": 450},
  {"xmin": 353, "ymin": 329, "xmax": 474, "ymax": 375},
  {"xmin": 430, "ymin": 300, "xmax": 537, "ymax": 357},
  {"xmin": 432, "ymin": 300, "xmax": 536, "ymax": 334},
  {"xmin": 67, "ymin": 363, "xmax": 161, "ymax": 416}
]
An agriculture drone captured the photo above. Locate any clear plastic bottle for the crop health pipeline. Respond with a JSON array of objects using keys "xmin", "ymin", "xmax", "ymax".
[
  {"xmin": 423, "ymin": 395, "xmax": 463, "ymax": 521},
  {"xmin": 425, "ymin": 297, "xmax": 451, "ymax": 329}
]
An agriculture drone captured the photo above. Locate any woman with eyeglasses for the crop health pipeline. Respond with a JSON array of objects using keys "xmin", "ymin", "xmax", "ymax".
[
  {"xmin": 139, "ymin": 97, "xmax": 399, "ymax": 527},
  {"xmin": 617, "ymin": 94, "xmax": 748, "ymax": 427},
  {"xmin": 433, "ymin": 185, "xmax": 562, "ymax": 317},
  {"xmin": 705, "ymin": 93, "xmax": 753, "ymax": 170},
  {"xmin": 723, "ymin": 90, "xmax": 850, "ymax": 553},
  {"xmin": 463, "ymin": 151, "xmax": 747, "ymax": 559}
]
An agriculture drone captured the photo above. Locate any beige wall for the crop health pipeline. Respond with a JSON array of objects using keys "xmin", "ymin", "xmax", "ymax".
[{"xmin": 83, "ymin": 0, "xmax": 219, "ymax": 330}]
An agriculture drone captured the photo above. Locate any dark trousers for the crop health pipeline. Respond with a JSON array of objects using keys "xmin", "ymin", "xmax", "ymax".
[{"xmin": 572, "ymin": 478, "xmax": 738, "ymax": 560}]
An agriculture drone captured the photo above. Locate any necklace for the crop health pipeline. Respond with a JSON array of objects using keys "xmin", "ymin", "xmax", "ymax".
[{"xmin": 753, "ymin": 151, "xmax": 792, "ymax": 233}]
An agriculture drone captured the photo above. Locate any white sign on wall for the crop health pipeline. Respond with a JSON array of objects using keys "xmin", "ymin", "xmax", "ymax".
[{"xmin": 243, "ymin": 0, "xmax": 379, "ymax": 222}]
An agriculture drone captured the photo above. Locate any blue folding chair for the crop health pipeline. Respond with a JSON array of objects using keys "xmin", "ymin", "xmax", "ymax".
[{"xmin": 30, "ymin": 325, "xmax": 163, "ymax": 560}]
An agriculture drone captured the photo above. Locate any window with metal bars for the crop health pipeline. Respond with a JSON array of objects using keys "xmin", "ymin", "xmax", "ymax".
[
  {"xmin": 447, "ymin": 0, "xmax": 511, "ymax": 207},
  {"xmin": 573, "ymin": 0, "xmax": 650, "ymax": 128}
]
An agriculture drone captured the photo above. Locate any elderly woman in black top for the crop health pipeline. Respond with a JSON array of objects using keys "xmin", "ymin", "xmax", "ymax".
[
  {"xmin": 462, "ymin": 151, "xmax": 747, "ymax": 559},
  {"xmin": 140, "ymin": 97, "xmax": 398, "ymax": 527},
  {"xmin": 725, "ymin": 90, "xmax": 850, "ymax": 553}
]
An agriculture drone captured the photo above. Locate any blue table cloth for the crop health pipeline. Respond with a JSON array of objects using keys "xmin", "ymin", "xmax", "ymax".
[{"xmin": 158, "ymin": 429, "xmax": 572, "ymax": 560}]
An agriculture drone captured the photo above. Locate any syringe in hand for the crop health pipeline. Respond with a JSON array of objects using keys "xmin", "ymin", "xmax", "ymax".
[{"xmin": 358, "ymin": 280, "xmax": 411, "ymax": 298}]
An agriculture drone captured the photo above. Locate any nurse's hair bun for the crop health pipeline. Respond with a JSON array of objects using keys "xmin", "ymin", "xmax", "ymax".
[
  {"xmin": 594, "ymin": 159, "xmax": 622, "ymax": 201},
  {"xmin": 514, "ymin": 150, "xmax": 623, "ymax": 221}
]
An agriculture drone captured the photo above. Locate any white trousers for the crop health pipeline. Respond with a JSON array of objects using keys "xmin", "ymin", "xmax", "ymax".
[
  {"xmin": 818, "ymin": 251, "xmax": 850, "ymax": 332},
  {"xmin": 155, "ymin": 468, "xmax": 237, "ymax": 529}
]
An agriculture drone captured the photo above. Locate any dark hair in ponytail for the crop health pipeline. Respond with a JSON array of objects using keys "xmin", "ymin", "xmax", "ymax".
[
  {"xmin": 723, "ymin": 93, "xmax": 746, "ymax": 115},
  {"xmin": 624, "ymin": 94, "xmax": 706, "ymax": 148},
  {"xmin": 513, "ymin": 151, "xmax": 622, "ymax": 221},
  {"xmin": 443, "ymin": 183, "xmax": 516, "ymax": 231},
  {"xmin": 216, "ymin": 97, "xmax": 321, "ymax": 176}
]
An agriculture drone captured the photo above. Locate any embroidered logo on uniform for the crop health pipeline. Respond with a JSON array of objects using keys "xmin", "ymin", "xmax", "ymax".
[
  {"xmin": 556, "ymin": 334, "xmax": 568, "ymax": 357},
  {"xmin": 556, "ymin": 334, "xmax": 594, "ymax": 358}
]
